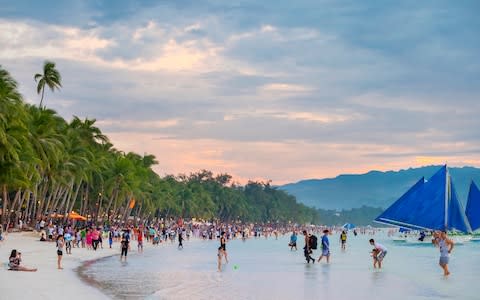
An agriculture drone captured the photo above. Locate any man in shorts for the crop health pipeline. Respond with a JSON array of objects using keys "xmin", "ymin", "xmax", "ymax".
[
  {"xmin": 369, "ymin": 239, "xmax": 387, "ymax": 268},
  {"xmin": 318, "ymin": 229, "xmax": 330, "ymax": 263}
]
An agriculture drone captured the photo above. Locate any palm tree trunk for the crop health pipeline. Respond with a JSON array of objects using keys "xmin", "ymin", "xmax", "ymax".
[
  {"xmin": 39, "ymin": 86, "xmax": 45, "ymax": 108},
  {"xmin": 57, "ymin": 180, "xmax": 73, "ymax": 213},
  {"xmin": 105, "ymin": 187, "xmax": 118, "ymax": 220},
  {"xmin": 82, "ymin": 183, "xmax": 90, "ymax": 217},
  {"xmin": 6, "ymin": 190, "xmax": 22, "ymax": 228},
  {"xmin": 67, "ymin": 180, "xmax": 82, "ymax": 214},
  {"xmin": 30, "ymin": 183, "xmax": 41, "ymax": 224},
  {"xmin": 43, "ymin": 183, "xmax": 59, "ymax": 216},
  {"xmin": 2, "ymin": 184, "xmax": 9, "ymax": 230}
]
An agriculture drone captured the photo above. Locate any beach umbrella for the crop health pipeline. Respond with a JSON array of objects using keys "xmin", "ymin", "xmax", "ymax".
[
  {"xmin": 68, "ymin": 211, "xmax": 87, "ymax": 221},
  {"xmin": 342, "ymin": 223, "xmax": 356, "ymax": 230}
]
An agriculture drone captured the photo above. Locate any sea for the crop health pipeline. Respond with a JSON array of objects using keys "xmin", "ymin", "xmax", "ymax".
[{"xmin": 78, "ymin": 231, "xmax": 480, "ymax": 300}]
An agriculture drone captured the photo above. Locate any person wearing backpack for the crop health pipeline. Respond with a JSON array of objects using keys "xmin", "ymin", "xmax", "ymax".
[
  {"xmin": 302, "ymin": 230, "xmax": 315, "ymax": 264},
  {"xmin": 318, "ymin": 229, "xmax": 330, "ymax": 263}
]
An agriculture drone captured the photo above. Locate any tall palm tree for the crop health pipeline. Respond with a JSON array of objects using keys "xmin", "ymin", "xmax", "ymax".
[{"xmin": 34, "ymin": 61, "xmax": 62, "ymax": 108}]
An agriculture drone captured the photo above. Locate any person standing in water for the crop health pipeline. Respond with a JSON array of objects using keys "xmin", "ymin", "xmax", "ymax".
[
  {"xmin": 340, "ymin": 230, "xmax": 347, "ymax": 250},
  {"xmin": 318, "ymin": 229, "xmax": 330, "ymax": 263},
  {"xmin": 137, "ymin": 227, "xmax": 144, "ymax": 253},
  {"xmin": 369, "ymin": 239, "xmax": 387, "ymax": 268},
  {"xmin": 289, "ymin": 231, "xmax": 297, "ymax": 251},
  {"xmin": 219, "ymin": 231, "xmax": 228, "ymax": 263},
  {"xmin": 120, "ymin": 230, "xmax": 130, "ymax": 262},
  {"xmin": 302, "ymin": 230, "xmax": 315, "ymax": 264},
  {"xmin": 432, "ymin": 231, "xmax": 454, "ymax": 276},
  {"xmin": 178, "ymin": 229, "xmax": 184, "ymax": 249}
]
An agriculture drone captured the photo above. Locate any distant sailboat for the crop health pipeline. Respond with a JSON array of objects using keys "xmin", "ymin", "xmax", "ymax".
[
  {"xmin": 466, "ymin": 181, "xmax": 480, "ymax": 233},
  {"xmin": 375, "ymin": 165, "xmax": 472, "ymax": 234}
]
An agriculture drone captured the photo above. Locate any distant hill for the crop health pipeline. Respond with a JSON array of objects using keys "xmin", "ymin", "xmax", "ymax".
[{"xmin": 280, "ymin": 165, "xmax": 480, "ymax": 210}]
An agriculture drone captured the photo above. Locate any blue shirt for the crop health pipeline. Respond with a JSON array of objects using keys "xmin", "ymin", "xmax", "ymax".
[
  {"xmin": 321, "ymin": 235, "xmax": 329, "ymax": 250},
  {"xmin": 290, "ymin": 234, "xmax": 297, "ymax": 243}
]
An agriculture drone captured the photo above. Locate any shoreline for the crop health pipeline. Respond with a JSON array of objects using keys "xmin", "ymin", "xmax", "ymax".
[{"xmin": 0, "ymin": 232, "xmax": 116, "ymax": 299}]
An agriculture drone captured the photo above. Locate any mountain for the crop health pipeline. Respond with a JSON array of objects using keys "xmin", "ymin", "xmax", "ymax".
[{"xmin": 280, "ymin": 165, "xmax": 480, "ymax": 210}]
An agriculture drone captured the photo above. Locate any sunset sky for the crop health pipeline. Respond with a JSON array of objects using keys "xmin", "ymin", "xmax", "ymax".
[{"xmin": 1, "ymin": 1, "xmax": 479, "ymax": 184}]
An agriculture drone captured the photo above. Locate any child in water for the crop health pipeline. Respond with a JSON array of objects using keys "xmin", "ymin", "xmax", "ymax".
[{"xmin": 371, "ymin": 248, "xmax": 380, "ymax": 268}]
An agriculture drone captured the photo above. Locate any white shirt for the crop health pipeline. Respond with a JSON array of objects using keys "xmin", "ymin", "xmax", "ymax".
[{"xmin": 375, "ymin": 243, "xmax": 387, "ymax": 252}]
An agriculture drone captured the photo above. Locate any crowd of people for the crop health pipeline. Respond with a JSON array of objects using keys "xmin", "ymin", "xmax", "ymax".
[{"xmin": 3, "ymin": 217, "xmax": 456, "ymax": 276}]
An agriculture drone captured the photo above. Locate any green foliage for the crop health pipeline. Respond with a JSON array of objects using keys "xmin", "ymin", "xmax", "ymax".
[
  {"xmin": 34, "ymin": 61, "xmax": 62, "ymax": 108},
  {"xmin": 0, "ymin": 65, "xmax": 319, "ymax": 226}
]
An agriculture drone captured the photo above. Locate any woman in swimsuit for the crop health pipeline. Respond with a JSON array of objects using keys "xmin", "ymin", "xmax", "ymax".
[
  {"xmin": 57, "ymin": 235, "xmax": 64, "ymax": 269},
  {"xmin": 220, "ymin": 231, "xmax": 228, "ymax": 263}
]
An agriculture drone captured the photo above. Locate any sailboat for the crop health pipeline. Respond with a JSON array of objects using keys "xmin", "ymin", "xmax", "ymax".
[
  {"xmin": 466, "ymin": 181, "xmax": 480, "ymax": 241},
  {"xmin": 375, "ymin": 165, "xmax": 472, "ymax": 243}
]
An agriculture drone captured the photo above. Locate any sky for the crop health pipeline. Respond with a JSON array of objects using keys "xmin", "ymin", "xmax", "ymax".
[{"xmin": 1, "ymin": 0, "xmax": 479, "ymax": 184}]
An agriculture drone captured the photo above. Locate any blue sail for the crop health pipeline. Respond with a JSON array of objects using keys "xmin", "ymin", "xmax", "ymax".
[
  {"xmin": 400, "ymin": 165, "xmax": 447, "ymax": 231},
  {"xmin": 447, "ymin": 177, "xmax": 472, "ymax": 233},
  {"xmin": 374, "ymin": 177, "xmax": 425, "ymax": 229},
  {"xmin": 466, "ymin": 181, "xmax": 480, "ymax": 231},
  {"xmin": 375, "ymin": 165, "xmax": 472, "ymax": 233}
]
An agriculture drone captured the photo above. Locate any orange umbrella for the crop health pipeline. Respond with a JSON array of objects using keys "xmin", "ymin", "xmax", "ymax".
[{"xmin": 68, "ymin": 211, "xmax": 87, "ymax": 221}]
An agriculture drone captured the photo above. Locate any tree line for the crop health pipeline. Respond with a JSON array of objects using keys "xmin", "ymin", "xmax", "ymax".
[{"xmin": 0, "ymin": 62, "xmax": 319, "ymax": 228}]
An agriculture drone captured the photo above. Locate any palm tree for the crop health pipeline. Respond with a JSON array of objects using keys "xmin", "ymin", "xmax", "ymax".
[{"xmin": 34, "ymin": 61, "xmax": 62, "ymax": 108}]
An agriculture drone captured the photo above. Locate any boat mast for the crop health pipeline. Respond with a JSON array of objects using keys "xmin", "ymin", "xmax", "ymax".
[{"xmin": 444, "ymin": 166, "xmax": 449, "ymax": 230}]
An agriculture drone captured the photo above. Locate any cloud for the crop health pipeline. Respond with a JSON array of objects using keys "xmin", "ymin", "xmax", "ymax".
[{"xmin": 1, "ymin": 0, "xmax": 479, "ymax": 184}]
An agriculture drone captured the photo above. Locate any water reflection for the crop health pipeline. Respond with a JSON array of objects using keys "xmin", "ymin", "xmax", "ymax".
[{"xmin": 79, "ymin": 234, "xmax": 480, "ymax": 300}]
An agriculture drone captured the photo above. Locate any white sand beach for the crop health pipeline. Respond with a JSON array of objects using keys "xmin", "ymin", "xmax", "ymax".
[{"xmin": 0, "ymin": 232, "xmax": 113, "ymax": 300}]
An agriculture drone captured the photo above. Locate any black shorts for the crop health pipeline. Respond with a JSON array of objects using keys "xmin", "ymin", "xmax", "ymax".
[
  {"xmin": 57, "ymin": 250, "xmax": 63, "ymax": 256},
  {"xmin": 121, "ymin": 248, "xmax": 128, "ymax": 256}
]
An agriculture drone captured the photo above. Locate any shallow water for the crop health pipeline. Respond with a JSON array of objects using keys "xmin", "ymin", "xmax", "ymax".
[{"xmin": 79, "ymin": 233, "xmax": 480, "ymax": 300}]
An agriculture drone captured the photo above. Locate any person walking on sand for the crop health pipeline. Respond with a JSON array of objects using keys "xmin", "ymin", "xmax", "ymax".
[
  {"xmin": 318, "ymin": 229, "xmax": 330, "ymax": 263},
  {"xmin": 433, "ymin": 231, "xmax": 454, "ymax": 276},
  {"xmin": 369, "ymin": 239, "xmax": 387, "ymax": 269},
  {"xmin": 302, "ymin": 230, "xmax": 315, "ymax": 264},
  {"xmin": 57, "ymin": 235, "xmax": 64, "ymax": 269}
]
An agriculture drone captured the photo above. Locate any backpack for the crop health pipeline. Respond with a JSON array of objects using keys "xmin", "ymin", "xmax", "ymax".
[{"xmin": 309, "ymin": 235, "xmax": 318, "ymax": 250}]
